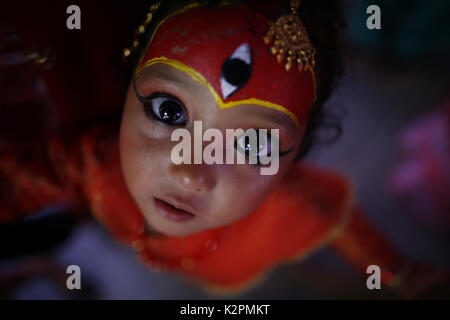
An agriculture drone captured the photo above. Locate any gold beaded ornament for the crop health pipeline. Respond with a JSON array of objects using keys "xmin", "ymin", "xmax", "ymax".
[
  {"xmin": 264, "ymin": 0, "xmax": 316, "ymax": 72},
  {"xmin": 122, "ymin": 2, "xmax": 161, "ymax": 60}
]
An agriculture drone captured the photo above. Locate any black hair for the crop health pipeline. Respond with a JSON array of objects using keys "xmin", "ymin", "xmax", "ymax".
[
  {"xmin": 295, "ymin": 0, "xmax": 345, "ymax": 159},
  {"xmin": 119, "ymin": 0, "xmax": 345, "ymax": 160}
]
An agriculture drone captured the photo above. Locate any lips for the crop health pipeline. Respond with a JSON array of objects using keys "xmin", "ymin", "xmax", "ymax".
[{"xmin": 153, "ymin": 197, "xmax": 196, "ymax": 222}]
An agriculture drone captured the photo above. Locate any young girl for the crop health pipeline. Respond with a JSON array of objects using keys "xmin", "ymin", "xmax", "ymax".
[{"xmin": 0, "ymin": 0, "xmax": 443, "ymax": 295}]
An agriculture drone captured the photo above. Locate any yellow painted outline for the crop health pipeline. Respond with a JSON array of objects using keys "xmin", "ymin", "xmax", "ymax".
[
  {"xmin": 137, "ymin": 57, "xmax": 301, "ymax": 128},
  {"xmin": 136, "ymin": 2, "xmax": 203, "ymax": 70}
]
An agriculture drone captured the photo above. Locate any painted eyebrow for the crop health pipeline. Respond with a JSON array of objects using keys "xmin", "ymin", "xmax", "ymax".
[{"xmin": 133, "ymin": 78, "xmax": 146, "ymax": 101}]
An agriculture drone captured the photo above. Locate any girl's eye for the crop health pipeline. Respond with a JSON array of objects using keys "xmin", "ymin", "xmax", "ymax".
[
  {"xmin": 142, "ymin": 93, "xmax": 187, "ymax": 125},
  {"xmin": 234, "ymin": 130, "xmax": 272, "ymax": 163}
]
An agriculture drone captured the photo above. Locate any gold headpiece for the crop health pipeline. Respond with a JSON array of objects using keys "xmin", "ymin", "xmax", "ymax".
[
  {"xmin": 264, "ymin": 0, "xmax": 316, "ymax": 72},
  {"xmin": 122, "ymin": 2, "xmax": 161, "ymax": 60}
]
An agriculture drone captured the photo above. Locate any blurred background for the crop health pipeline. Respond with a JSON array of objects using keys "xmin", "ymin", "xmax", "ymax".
[{"xmin": 0, "ymin": 0, "xmax": 449, "ymax": 299}]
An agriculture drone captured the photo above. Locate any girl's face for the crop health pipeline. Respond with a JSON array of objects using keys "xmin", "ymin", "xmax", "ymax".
[{"xmin": 120, "ymin": 63, "xmax": 303, "ymax": 236}]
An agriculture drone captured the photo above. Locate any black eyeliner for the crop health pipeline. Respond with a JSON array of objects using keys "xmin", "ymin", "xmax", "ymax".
[
  {"xmin": 133, "ymin": 80, "xmax": 292, "ymax": 157},
  {"xmin": 133, "ymin": 78, "xmax": 187, "ymax": 125},
  {"xmin": 279, "ymin": 147, "xmax": 295, "ymax": 157},
  {"xmin": 252, "ymin": 147, "xmax": 294, "ymax": 167},
  {"xmin": 254, "ymin": 131, "xmax": 295, "ymax": 166},
  {"xmin": 133, "ymin": 78, "xmax": 147, "ymax": 103}
]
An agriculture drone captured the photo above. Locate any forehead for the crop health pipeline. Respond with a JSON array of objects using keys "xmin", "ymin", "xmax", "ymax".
[
  {"xmin": 135, "ymin": 63, "xmax": 299, "ymax": 133},
  {"xmin": 137, "ymin": 3, "xmax": 315, "ymax": 131}
]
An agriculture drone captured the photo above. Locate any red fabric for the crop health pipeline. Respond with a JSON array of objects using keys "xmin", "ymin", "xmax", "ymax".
[
  {"xmin": 331, "ymin": 206, "xmax": 405, "ymax": 286},
  {"xmin": 0, "ymin": 121, "xmax": 411, "ymax": 291}
]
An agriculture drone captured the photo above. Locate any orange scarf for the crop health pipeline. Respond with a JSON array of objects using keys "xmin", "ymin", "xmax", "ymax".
[{"xmin": 0, "ymin": 122, "xmax": 408, "ymax": 293}]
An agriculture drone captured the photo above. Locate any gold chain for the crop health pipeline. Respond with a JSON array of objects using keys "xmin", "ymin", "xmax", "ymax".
[
  {"xmin": 264, "ymin": 0, "xmax": 316, "ymax": 73},
  {"xmin": 122, "ymin": 2, "xmax": 161, "ymax": 60}
]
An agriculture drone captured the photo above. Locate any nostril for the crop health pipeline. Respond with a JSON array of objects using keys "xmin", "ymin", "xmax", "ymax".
[{"xmin": 183, "ymin": 176, "xmax": 206, "ymax": 192}]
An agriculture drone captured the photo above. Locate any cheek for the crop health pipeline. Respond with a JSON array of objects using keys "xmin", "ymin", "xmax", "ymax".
[
  {"xmin": 209, "ymin": 168, "xmax": 283, "ymax": 226},
  {"xmin": 120, "ymin": 120, "xmax": 146, "ymax": 197},
  {"xmin": 215, "ymin": 154, "xmax": 297, "ymax": 221},
  {"xmin": 119, "ymin": 109, "xmax": 164, "ymax": 202}
]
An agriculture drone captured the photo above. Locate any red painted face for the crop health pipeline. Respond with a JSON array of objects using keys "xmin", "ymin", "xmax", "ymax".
[{"xmin": 137, "ymin": 3, "xmax": 316, "ymax": 132}]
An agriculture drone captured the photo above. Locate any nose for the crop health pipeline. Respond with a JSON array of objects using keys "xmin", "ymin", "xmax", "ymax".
[{"xmin": 169, "ymin": 163, "xmax": 217, "ymax": 192}]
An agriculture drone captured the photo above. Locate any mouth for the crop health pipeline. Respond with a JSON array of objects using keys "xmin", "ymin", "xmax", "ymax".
[{"xmin": 153, "ymin": 197, "xmax": 196, "ymax": 222}]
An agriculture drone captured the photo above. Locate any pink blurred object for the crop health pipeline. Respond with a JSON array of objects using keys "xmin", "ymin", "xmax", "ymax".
[{"xmin": 390, "ymin": 100, "xmax": 450, "ymax": 227}]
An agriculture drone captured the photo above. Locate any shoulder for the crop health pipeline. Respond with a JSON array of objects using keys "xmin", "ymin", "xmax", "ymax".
[{"xmin": 277, "ymin": 163, "xmax": 355, "ymax": 220}]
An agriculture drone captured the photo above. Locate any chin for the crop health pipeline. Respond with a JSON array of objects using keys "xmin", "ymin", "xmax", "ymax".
[
  {"xmin": 143, "ymin": 213, "xmax": 202, "ymax": 237},
  {"xmin": 159, "ymin": 225, "xmax": 202, "ymax": 237}
]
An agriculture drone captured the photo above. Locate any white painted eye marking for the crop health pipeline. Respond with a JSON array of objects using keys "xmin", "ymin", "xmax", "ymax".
[
  {"xmin": 230, "ymin": 42, "xmax": 252, "ymax": 64},
  {"xmin": 220, "ymin": 43, "xmax": 252, "ymax": 99},
  {"xmin": 220, "ymin": 78, "xmax": 238, "ymax": 99}
]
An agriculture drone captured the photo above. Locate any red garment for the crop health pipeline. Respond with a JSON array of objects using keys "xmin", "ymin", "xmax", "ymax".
[{"xmin": 0, "ymin": 121, "xmax": 407, "ymax": 292}]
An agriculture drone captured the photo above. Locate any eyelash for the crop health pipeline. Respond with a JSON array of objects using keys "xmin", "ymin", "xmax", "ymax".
[
  {"xmin": 133, "ymin": 77, "xmax": 188, "ymax": 123},
  {"xmin": 133, "ymin": 80, "xmax": 293, "ymax": 165},
  {"xmin": 136, "ymin": 92, "xmax": 188, "ymax": 127},
  {"xmin": 235, "ymin": 132, "xmax": 293, "ymax": 167}
]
